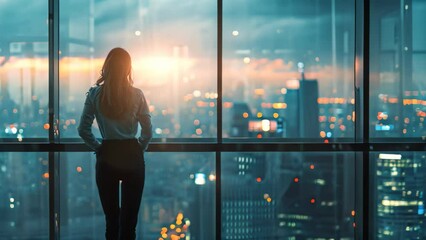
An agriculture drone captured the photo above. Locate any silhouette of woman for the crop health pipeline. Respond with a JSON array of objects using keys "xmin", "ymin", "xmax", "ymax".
[{"xmin": 78, "ymin": 47, "xmax": 152, "ymax": 240}]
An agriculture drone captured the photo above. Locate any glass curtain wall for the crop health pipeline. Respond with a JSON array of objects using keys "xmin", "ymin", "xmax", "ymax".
[
  {"xmin": 371, "ymin": 151, "xmax": 426, "ymax": 239},
  {"xmin": 0, "ymin": 0, "xmax": 425, "ymax": 239}
]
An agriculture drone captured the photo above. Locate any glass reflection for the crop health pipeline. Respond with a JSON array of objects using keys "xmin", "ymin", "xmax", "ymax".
[
  {"xmin": 60, "ymin": 152, "xmax": 215, "ymax": 239},
  {"xmin": 221, "ymin": 152, "xmax": 356, "ymax": 239}
]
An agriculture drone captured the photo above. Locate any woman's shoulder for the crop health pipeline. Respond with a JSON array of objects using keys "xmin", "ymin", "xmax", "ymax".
[
  {"xmin": 89, "ymin": 84, "xmax": 101, "ymax": 90},
  {"xmin": 88, "ymin": 85, "xmax": 101, "ymax": 92},
  {"xmin": 131, "ymin": 86, "xmax": 145, "ymax": 96},
  {"xmin": 86, "ymin": 85, "xmax": 101, "ymax": 98}
]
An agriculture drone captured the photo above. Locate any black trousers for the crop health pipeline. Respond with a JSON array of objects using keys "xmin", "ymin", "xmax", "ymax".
[{"xmin": 96, "ymin": 139, "xmax": 145, "ymax": 240}]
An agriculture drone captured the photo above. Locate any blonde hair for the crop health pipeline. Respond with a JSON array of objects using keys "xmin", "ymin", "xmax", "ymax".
[{"xmin": 96, "ymin": 47, "xmax": 134, "ymax": 119}]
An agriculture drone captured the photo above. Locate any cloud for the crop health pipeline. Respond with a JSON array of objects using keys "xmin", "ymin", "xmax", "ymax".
[{"xmin": 223, "ymin": 57, "xmax": 354, "ymax": 96}]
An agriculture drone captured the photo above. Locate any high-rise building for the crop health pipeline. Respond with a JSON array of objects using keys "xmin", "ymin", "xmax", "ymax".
[
  {"xmin": 228, "ymin": 102, "xmax": 251, "ymax": 137},
  {"xmin": 375, "ymin": 152, "xmax": 426, "ymax": 239},
  {"xmin": 284, "ymin": 79, "xmax": 319, "ymax": 139},
  {"xmin": 222, "ymin": 152, "xmax": 277, "ymax": 240},
  {"xmin": 276, "ymin": 152, "xmax": 355, "ymax": 239}
]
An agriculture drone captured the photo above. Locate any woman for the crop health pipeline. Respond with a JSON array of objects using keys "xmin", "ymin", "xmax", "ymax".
[{"xmin": 78, "ymin": 47, "xmax": 152, "ymax": 240}]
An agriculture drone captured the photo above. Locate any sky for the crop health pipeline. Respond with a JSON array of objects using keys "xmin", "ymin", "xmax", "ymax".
[{"xmin": 1, "ymin": 0, "xmax": 424, "ymax": 99}]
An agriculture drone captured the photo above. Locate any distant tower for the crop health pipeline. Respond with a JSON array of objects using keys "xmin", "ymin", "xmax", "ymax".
[
  {"xmin": 284, "ymin": 63, "xmax": 319, "ymax": 138},
  {"xmin": 172, "ymin": 45, "xmax": 189, "ymax": 137},
  {"xmin": 234, "ymin": 81, "xmax": 246, "ymax": 102},
  {"xmin": 229, "ymin": 102, "xmax": 251, "ymax": 137},
  {"xmin": 299, "ymin": 79, "xmax": 319, "ymax": 138}
]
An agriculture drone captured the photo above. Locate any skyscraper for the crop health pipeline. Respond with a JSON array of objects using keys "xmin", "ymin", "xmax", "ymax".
[
  {"xmin": 284, "ymin": 78, "xmax": 319, "ymax": 139},
  {"xmin": 222, "ymin": 152, "xmax": 277, "ymax": 240},
  {"xmin": 276, "ymin": 152, "xmax": 355, "ymax": 239},
  {"xmin": 375, "ymin": 152, "xmax": 426, "ymax": 239}
]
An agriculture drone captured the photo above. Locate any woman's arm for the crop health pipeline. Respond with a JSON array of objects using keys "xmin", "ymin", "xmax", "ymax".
[
  {"xmin": 78, "ymin": 90, "xmax": 101, "ymax": 151},
  {"xmin": 137, "ymin": 90, "xmax": 152, "ymax": 151}
]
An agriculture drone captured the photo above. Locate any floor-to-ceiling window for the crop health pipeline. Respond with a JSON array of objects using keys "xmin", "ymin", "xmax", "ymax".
[
  {"xmin": 221, "ymin": 1, "xmax": 358, "ymax": 239},
  {"xmin": 370, "ymin": 0, "xmax": 426, "ymax": 239},
  {"xmin": 0, "ymin": 1, "xmax": 49, "ymax": 239},
  {"xmin": 0, "ymin": 0, "xmax": 424, "ymax": 239},
  {"xmin": 58, "ymin": 1, "xmax": 217, "ymax": 239}
]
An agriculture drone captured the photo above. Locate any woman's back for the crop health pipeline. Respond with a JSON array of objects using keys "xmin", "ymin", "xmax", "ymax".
[
  {"xmin": 83, "ymin": 85, "xmax": 150, "ymax": 139},
  {"xmin": 78, "ymin": 47, "xmax": 152, "ymax": 152}
]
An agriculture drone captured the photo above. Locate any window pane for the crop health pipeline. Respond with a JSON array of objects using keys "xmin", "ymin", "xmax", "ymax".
[
  {"xmin": 60, "ymin": 152, "xmax": 215, "ymax": 239},
  {"xmin": 370, "ymin": 0, "xmax": 426, "ymax": 139},
  {"xmin": 60, "ymin": 0, "xmax": 217, "ymax": 140},
  {"xmin": 222, "ymin": 152, "xmax": 356, "ymax": 239},
  {"xmin": 0, "ymin": 1, "xmax": 48, "ymax": 140},
  {"xmin": 372, "ymin": 151, "xmax": 426, "ymax": 239},
  {"xmin": 223, "ymin": 0, "xmax": 356, "ymax": 142},
  {"xmin": 0, "ymin": 152, "xmax": 49, "ymax": 238}
]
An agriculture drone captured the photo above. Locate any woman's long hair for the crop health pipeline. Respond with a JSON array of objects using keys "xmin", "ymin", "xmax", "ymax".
[{"xmin": 96, "ymin": 48, "xmax": 134, "ymax": 120}]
